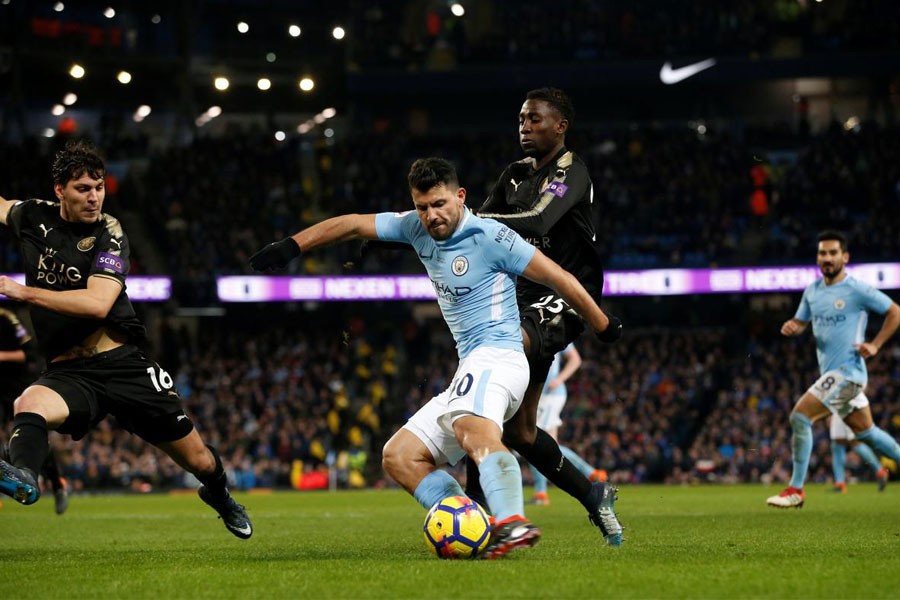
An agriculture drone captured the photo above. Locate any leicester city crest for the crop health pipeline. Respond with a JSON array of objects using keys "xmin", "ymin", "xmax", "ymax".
[
  {"xmin": 77, "ymin": 237, "xmax": 96, "ymax": 252},
  {"xmin": 451, "ymin": 256, "xmax": 469, "ymax": 276}
]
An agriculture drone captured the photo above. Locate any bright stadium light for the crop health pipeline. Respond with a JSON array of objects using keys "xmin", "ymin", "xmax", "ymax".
[
  {"xmin": 324, "ymin": 128, "xmax": 334, "ymax": 138},
  {"xmin": 103, "ymin": 7, "xmax": 115, "ymax": 18},
  {"xmin": 450, "ymin": 3, "xmax": 465, "ymax": 17},
  {"xmin": 43, "ymin": 128, "xmax": 56, "ymax": 138},
  {"xmin": 214, "ymin": 77, "xmax": 230, "ymax": 91},
  {"xmin": 63, "ymin": 93, "xmax": 78, "ymax": 106},
  {"xmin": 297, "ymin": 123, "xmax": 312, "ymax": 134},
  {"xmin": 237, "ymin": 21, "xmax": 249, "ymax": 33},
  {"xmin": 298, "ymin": 77, "xmax": 314, "ymax": 92},
  {"xmin": 69, "ymin": 64, "xmax": 85, "ymax": 79},
  {"xmin": 117, "ymin": 71, "xmax": 132, "ymax": 84},
  {"xmin": 313, "ymin": 113, "xmax": 327, "ymax": 124},
  {"xmin": 332, "ymin": 26, "xmax": 345, "ymax": 40},
  {"xmin": 266, "ymin": 52, "xmax": 277, "ymax": 63},
  {"xmin": 54, "ymin": 2, "xmax": 64, "ymax": 12},
  {"xmin": 274, "ymin": 131, "xmax": 286, "ymax": 141},
  {"xmin": 257, "ymin": 78, "xmax": 271, "ymax": 91},
  {"xmin": 322, "ymin": 107, "xmax": 337, "ymax": 118},
  {"xmin": 288, "ymin": 25, "xmax": 301, "ymax": 38},
  {"xmin": 207, "ymin": 106, "xmax": 222, "ymax": 118},
  {"xmin": 51, "ymin": 104, "xmax": 66, "ymax": 116}
]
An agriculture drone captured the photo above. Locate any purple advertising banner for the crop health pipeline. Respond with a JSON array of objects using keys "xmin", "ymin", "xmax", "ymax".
[
  {"xmin": 216, "ymin": 263, "xmax": 900, "ymax": 302},
  {"xmin": 0, "ymin": 274, "xmax": 171, "ymax": 302}
]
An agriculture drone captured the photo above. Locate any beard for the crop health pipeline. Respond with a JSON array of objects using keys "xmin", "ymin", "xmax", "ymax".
[{"xmin": 820, "ymin": 263, "xmax": 844, "ymax": 280}]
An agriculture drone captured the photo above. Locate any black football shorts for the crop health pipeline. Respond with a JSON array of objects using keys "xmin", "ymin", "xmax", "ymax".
[{"xmin": 33, "ymin": 345, "xmax": 194, "ymax": 443}]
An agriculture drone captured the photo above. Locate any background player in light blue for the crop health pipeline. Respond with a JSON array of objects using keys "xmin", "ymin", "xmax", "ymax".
[
  {"xmin": 527, "ymin": 343, "xmax": 606, "ymax": 506},
  {"xmin": 768, "ymin": 230, "xmax": 900, "ymax": 508},
  {"xmin": 828, "ymin": 415, "xmax": 889, "ymax": 494},
  {"xmin": 250, "ymin": 157, "xmax": 622, "ymax": 556}
]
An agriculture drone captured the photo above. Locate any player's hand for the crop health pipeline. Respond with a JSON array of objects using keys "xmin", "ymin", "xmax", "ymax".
[
  {"xmin": 853, "ymin": 342, "xmax": 879, "ymax": 359},
  {"xmin": 781, "ymin": 319, "xmax": 801, "ymax": 336},
  {"xmin": 0, "ymin": 275, "xmax": 26, "ymax": 301},
  {"xmin": 249, "ymin": 238, "xmax": 301, "ymax": 271},
  {"xmin": 596, "ymin": 313, "xmax": 622, "ymax": 343},
  {"xmin": 547, "ymin": 378, "xmax": 562, "ymax": 391}
]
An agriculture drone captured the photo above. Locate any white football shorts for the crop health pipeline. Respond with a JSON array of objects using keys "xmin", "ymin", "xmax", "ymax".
[
  {"xmin": 536, "ymin": 391, "xmax": 567, "ymax": 431},
  {"xmin": 403, "ymin": 347, "xmax": 528, "ymax": 466},
  {"xmin": 807, "ymin": 369, "xmax": 869, "ymax": 419},
  {"xmin": 830, "ymin": 415, "xmax": 856, "ymax": 441}
]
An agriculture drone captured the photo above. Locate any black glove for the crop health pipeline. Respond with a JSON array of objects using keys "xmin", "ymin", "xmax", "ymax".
[
  {"xmin": 249, "ymin": 238, "xmax": 301, "ymax": 271},
  {"xmin": 596, "ymin": 313, "xmax": 622, "ymax": 343}
]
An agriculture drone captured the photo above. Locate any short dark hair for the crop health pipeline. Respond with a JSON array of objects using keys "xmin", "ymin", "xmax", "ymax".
[
  {"xmin": 817, "ymin": 229, "xmax": 848, "ymax": 252},
  {"xmin": 526, "ymin": 87, "xmax": 575, "ymax": 126},
  {"xmin": 52, "ymin": 139, "xmax": 105, "ymax": 186},
  {"xmin": 407, "ymin": 157, "xmax": 459, "ymax": 193}
]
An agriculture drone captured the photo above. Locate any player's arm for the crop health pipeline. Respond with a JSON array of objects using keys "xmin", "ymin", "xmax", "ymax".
[
  {"xmin": 478, "ymin": 163, "xmax": 590, "ymax": 236},
  {"xmin": 780, "ymin": 318, "xmax": 809, "ymax": 336},
  {"xmin": 521, "ymin": 249, "xmax": 612, "ymax": 337},
  {"xmin": 250, "ymin": 214, "xmax": 378, "ymax": 271},
  {"xmin": 476, "ymin": 170, "xmax": 510, "ymax": 215},
  {"xmin": 0, "ymin": 275, "xmax": 122, "ymax": 320},
  {"xmin": 0, "ymin": 196, "xmax": 19, "ymax": 226},
  {"xmin": 855, "ymin": 302, "xmax": 900, "ymax": 359},
  {"xmin": 556, "ymin": 345, "xmax": 582, "ymax": 383},
  {"xmin": 0, "ymin": 348, "xmax": 26, "ymax": 363}
]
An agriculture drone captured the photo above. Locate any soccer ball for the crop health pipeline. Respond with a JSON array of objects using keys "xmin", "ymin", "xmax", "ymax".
[{"xmin": 423, "ymin": 495, "xmax": 491, "ymax": 559}]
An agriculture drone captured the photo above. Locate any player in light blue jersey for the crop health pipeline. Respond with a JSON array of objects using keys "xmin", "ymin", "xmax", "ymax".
[
  {"xmin": 250, "ymin": 157, "xmax": 621, "ymax": 556},
  {"xmin": 767, "ymin": 230, "xmax": 900, "ymax": 508},
  {"xmin": 527, "ymin": 343, "xmax": 606, "ymax": 506},
  {"xmin": 828, "ymin": 415, "xmax": 889, "ymax": 494}
]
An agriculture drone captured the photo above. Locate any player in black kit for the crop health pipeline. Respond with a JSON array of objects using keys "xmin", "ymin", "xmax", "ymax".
[
  {"xmin": 474, "ymin": 88, "xmax": 623, "ymax": 546},
  {"xmin": 0, "ymin": 307, "xmax": 69, "ymax": 514},
  {"xmin": 0, "ymin": 140, "xmax": 252, "ymax": 539}
]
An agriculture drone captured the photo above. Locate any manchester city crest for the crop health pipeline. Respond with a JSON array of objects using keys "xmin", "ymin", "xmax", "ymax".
[
  {"xmin": 833, "ymin": 298, "xmax": 846, "ymax": 310},
  {"xmin": 77, "ymin": 237, "xmax": 96, "ymax": 252},
  {"xmin": 451, "ymin": 256, "xmax": 469, "ymax": 276}
]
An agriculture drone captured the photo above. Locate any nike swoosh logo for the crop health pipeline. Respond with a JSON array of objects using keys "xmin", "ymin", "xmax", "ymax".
[
  {"xmin": 659, "ymin": 58, "xmax": 716, "ymax": 85},
  {"xmin": 227, "ymin": 523, "xmax": 253, "ymax": 536}
]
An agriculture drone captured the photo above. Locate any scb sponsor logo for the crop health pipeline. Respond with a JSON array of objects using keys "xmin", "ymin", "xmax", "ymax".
[{"xmin": 96, "ymin": 252, "xmax": 125, "ymax": 274}]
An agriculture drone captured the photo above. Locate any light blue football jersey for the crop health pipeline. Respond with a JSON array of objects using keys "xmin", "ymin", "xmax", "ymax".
[
  {"xmin": 542, "ymin": 343, "xmax": 575, "ymax": 398},
  {"xmin": 375, "ymin": 207, "xmax": 536, "ymax": 358},
  {"xmin": 795, "ymin": 275, "xmax": 894, "ymax": 384}
]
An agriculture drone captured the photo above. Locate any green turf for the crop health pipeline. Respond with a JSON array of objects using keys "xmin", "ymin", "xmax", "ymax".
[{"xmin": 1, "ymin": 484, "xmax": 897, "ymax": 599}]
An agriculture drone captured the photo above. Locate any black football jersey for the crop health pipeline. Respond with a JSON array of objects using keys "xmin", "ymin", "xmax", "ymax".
[
  {"xmin": 477, "ymin": 148, "xmax": 605, "ymax": 304},
  {"xmin": 6, "ymin": 199, "xmax": 147, "ymax": 360}
]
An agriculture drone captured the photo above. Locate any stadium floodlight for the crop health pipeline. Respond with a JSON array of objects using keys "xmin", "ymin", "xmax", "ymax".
[
  {"xmin": 237, "ymin": 21, "xmax": 249, "ymax": 33},
  {"xmin": 332, "ymin": 26, "xmax": 345, "ymax": 40},
  {"xmin": 54, "ymin": 2, "xmax": 64, "ymax": 12},
  {"xmin": 151, "ymin": 14, "xmax": 161, "ymax": 24},
  {"xmin": 257, "ymin": 78, "xmax": 271, "ymax": 91},
  {"xmin": 43, "ymin": 128, "xmax": 56, "ymax": 138},
  {"xmin": 69, "ymin": 64, "xmax": 85, "ymax": 79},
  {"xmin": 297, "ymin": 123, "xmax": 312, "ymax": 134},
  {"xmin": 51, "ymin": 104, "xmax": 66, "ymax": 116},
  {"xmin": 289, "ymin": 25, "xmax": 301, "ymax": 38},
  {"xmin": 214, "ymin": 77, "xmax": 230, "ymax": 91},
  {"xmin": 324, "ymin": 128, "xmax": 334, "ymax": 138},
  {"xmin": 103, "ymin": 7, "xmax": 115, "ymax": 18},
  {"xmin": 207, "ymin": 106, "xmax": 222, "ymax": 118},
  {"xmin": 322, "ymin": 107, "xmax": 337, "ymax": 118},
  {"xmin": 298, "ymin": 77, "xmax": 314, "ymax": 92},
  {"xmin": 274, "ymin": 131, "xmax": 286, "ymax": 142},
  {"xmin": 450, "ymin": 3, "xmax": 465, "ymax": 17},
  {"xmin": 63, "ymin": 93, "xmax": 78, "ymax": 106},
  {"xmin": 266, "ymin": 52, "xmax": 277, "ymax": 63},
  {"xmin": 117, "ymin": 71, "xmax": 132, "ymax": 84}
]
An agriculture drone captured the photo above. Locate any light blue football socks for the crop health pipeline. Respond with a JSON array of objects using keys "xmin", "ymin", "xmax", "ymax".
[
  {"xmin": 480, "ymin": 451, "xmax": 524, "ymax": 521},
  {"xmin": 831, "ymin": 442, "xmax": 847, "ymax": 484},
  {"xmin": 855, "ymin": 425, "xmax": 900, "ymax": 463},
  {"xmin": 852, "ymin": 441, "xmax": 883, "ymax": 473},
  {"xmin": 413, "ymin": 469, "xmax": 464, "ymax": 510},
  {"xmin": 789, "ymin": 412, "xmax": 813, "ymax": 489}
]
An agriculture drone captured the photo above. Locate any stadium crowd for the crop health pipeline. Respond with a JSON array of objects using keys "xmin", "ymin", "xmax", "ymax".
[
  {"xmin": 4, "ymin": 120, "xmax": 898, "ymax": 282},
  {"xmin": 349, "ymin": 0, "xmax": 899, "ymax": 70}
]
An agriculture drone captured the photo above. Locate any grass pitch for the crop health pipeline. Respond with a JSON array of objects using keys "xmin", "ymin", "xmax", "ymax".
[{"xmin": 2, "ymin": 483, "xmax": 897, "ymax": 599}]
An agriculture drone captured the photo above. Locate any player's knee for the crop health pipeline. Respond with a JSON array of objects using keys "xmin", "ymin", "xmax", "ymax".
[
  {"xmin": 502, "ymin": 424, "xmax": 536, "ymax": 451},
  {"xmin": 381, "ymin": 436, "xmax": 404, "ymax": 478},
  {"xmin": 789, "ymin": 410, "xmax": 811, "ymax": 430}
]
